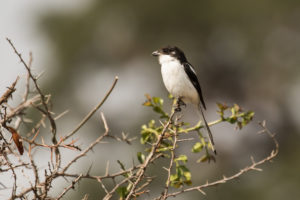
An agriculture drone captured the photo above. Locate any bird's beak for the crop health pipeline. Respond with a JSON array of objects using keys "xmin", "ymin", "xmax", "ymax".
[{"xmin": 152, "ymin": 50, "xmax": 160, "ymax": 56}]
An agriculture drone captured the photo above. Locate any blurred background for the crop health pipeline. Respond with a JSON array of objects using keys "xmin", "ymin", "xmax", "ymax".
[{"xmin": 1, "ymin": 0, "xmax": 300, "ymax": 199}]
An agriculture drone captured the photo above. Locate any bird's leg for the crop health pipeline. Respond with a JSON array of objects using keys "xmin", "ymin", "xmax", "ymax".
[
  {"xmin": 178, "ymin": 98, "xmax": 186, "ymax": 107},
  {"xmin": 174, "ymin": 97, "xmax": 185, "ymax": 112}
]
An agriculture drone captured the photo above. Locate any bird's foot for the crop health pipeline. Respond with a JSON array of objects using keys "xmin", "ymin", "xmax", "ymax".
[
  {"xmin": 175, "ymin": 107, "xmax": 181, "ymax": 112},
  {"xmin": 177, "ymin": 98, "xmax": 186, "ymax": 107},
  {"xmin": 174, "ymin": 98, "xmax": 185, "ymax": 112}
]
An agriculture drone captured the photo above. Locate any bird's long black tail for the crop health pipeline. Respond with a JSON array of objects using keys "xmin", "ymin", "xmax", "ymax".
[{"xmin": 198, "ymin": 105, "xmax": 217, "ymax": 155}]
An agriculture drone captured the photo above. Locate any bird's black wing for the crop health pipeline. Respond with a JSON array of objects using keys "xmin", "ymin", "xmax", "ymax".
[
  {"xmin": 184, "ymin": 62, "xmax": 216, "ymax": 154},
  {"xmin": 183, "ymin": 62, "xmax": 206, "ymax": 109}
]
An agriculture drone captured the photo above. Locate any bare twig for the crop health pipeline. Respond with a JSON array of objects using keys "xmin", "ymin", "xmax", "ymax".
[
  {"xmin": 0, "ymin": 95, "xmax": 41, "ymax": 126},
  {"xmin": 103, "ymin": 175, "xmax": 136, "ymax": 200},
  {"xmin": 22, "ymin": 52, "xmax": 32, "ymax": 102},
  {"xmin": 64, "ymin": 76, "xmax": 118, "ymax": 141},
  {"xmin": 0, "ymin": 76, "xmax": 19, "ymax": 106},
  {"xmin": 61, "ymin": 112, "xmax": 110, "ymax": 173},
  {"xmin": 97, "ymin": 178, "xmax": 109, "ymax": 195},
  {"xmin": 28, "ymin": 144, "xmax": 40, "ymax": 196},
  {"xmin": 57, "ymin": 163, "xmax": 142, "ymax": 181},
  {"xmin": 2, "ymin": 152, "xmax": 17, "ymax": 199},
  {"xmin": 55, "ymin": 174, "xmax": 83, "ymax": 200},
  {"xmin": 161, "ymin": 117, "xmax": 179, "ymax": 200},
  {"xmin": 6, "ymin": 38, "xmax": 57, "ymax": 141}
]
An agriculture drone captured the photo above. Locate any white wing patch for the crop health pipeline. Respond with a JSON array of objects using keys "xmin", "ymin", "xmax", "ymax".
[{"xmin": 187, "ymin": 63, "xmax": 196, "ymax": 75}]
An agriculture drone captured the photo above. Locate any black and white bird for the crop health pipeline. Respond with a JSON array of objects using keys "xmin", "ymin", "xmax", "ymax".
[{"xmin": 152, "ymin": 46, "xmax": 216, "ymax": 154}]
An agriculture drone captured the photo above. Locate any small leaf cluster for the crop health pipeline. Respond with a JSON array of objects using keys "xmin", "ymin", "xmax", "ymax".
[
  {"xmin": 191, "ymin": 134, "xmax": 216, "ymax": 163},
  {"xmin": 217, "ymin": 103, "xmax": 254, "ymax": 129},
  {"xmin": 141, "ymin": 95, "xmax": 176, "ymax": 153},
  {"xmin": 170, "ymin": 155, "xmax": 192, "ymax": 188},
  {"xmin": 143, "ymin": 94, "xmax": 169, "ymax": 119}
]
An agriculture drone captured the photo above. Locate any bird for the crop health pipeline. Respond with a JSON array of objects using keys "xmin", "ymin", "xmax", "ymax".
[{"xmin": 152, "ymin": 46, "xmax": 216, "ymax": 154}]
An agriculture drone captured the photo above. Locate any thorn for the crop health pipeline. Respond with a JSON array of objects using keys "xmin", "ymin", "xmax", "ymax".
[
  {"xmin": 252, "ymin": 167, "xmax": 263, "ymax": 172},
  {"xmin": 162, "ymin": 167, "xmax": 168, "ymax": 171},
  {"xmin": 250, "ymin": 156, "xmax": 255, "ymax": 164},
  {"xmin": 197, "ymin": 188, "xmax": 206, "ymax": 195}
]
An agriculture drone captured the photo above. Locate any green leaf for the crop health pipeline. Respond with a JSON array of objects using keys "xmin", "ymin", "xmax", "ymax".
[
  {"xmin": 192, "ymin": 142, "xmax": 203, "ymax": 153},
  {"xmin": 177, "ymin": 165, "xmax": 191, "ymax": 180},
  {"xmin": 174, "ymin": 155, "xmax": 188, "ymax": 163},
  {"xmin": 152, "ymin": 97, "xmax": 164, "ymax": 106},
  {"xmin": 153, "ymin": 106, "xmax": 163, "ymax": 114},
  {"xmin": 137, "ymin": 152, "xmax": 145, "ymax": 164},
  {"xmin": 197, "ymin": 154, "xmax": 216, "ymax": 163},
  {"xmin": 244, "ymin": 111, "xmax": 254, "ymax": 121},
  {"xmin": 141, "ymin": 124, "xmax": 147, "ymax": 130},
  {"xmin": 170, "ymin": 181, "xmax": 182, "ymax": 188},
  {"xmin": 170, "ymin": 164, "xmax": 192, "ymax": 188},
  {"xmin": 227, "ymin": 116, "xmax": 237, "ymax": 124},
  {"xmin": 170, "ymin": 174, "xmax": 179, "ymax": 182},
  {"xmin": 140, "ymin": 131, "xmax": 151, "ymax": 144},
  {"xmin": 170, "ymin": 173, "xmax": 181, "ymax": 188},
  {"xmin": 177, "ymin": 165, "xmax": 192, "ymax": 185},
  {"xmin": 148, "ymin": 119, "xmax": 156, "ymax": 128},
  {"xmin": 183, "ymin": 170, "xmax": 191, "ymax": 181}
]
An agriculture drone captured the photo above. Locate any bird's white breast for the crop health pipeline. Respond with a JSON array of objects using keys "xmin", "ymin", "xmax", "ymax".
[{"xmin": 160, "ymin": 56, "xmax": 199, "ymax": 105}]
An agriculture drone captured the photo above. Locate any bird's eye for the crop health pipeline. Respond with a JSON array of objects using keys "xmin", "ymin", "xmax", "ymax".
[{"xmin": 171, "ymin": 51, "xmax": 176, "ymax": 55}]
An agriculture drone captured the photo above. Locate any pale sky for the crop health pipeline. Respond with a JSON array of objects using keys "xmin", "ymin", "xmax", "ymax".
[{"xmin": 0, "ymin": 0, "xmax": 91, "ymax": 94}]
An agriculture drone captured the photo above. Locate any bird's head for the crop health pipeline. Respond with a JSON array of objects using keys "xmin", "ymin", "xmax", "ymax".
[{"xmin": 152, "ymin": 46, "xmax": 187, "ymax": 64}]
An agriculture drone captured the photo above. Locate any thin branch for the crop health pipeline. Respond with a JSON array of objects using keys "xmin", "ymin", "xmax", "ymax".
[
  {"xmin": 162, "ymin": 118, "xmax": 179, "ymax": 199},
  {"xmin": 165, "ymin": 121, "xmax": 279, "ymax": 198},
  {"xmin": 55, "ymin": 174, "xmax": 83, "ymax": 200},
  {"xmin": 61, "ymin": 112, "xmax": 110, "ymax": 173},
  {"xmin": 0, "ymin": 76, "xmax": 19, "ymax": 106},
  {"xmin": 103, "ymin": 175, "xmax": 136, "ymax": 200},
  {"xmin": 97, "ymin": 178, "xmax": 109, "ymax": 195},
  {"xmin": 28, "ymin": 144, "xmax": 40, "ymax": 197},
  {"xmin": 7, "ymin": 38, "xmax": 61, "ymax": 172},
  {"xmin": 22, "ymin": 52, "xmax": 32, "ymax": 102},
  {"xmin": 57, "ymin": 164, "xmax": 142, "ymax": 181},
  {"xmin": 0, "ymin": 95, "xmax": 41, "ymax": 126},
  {"xmin": 6, "ymin": 38, "xmax": 57, "ymax": 140},
  {"xmin": 2, "ymin": 152, "xmax": 17, "ymax": 199},
  {"xmin": 63, "ymin": 76, "xmax": 118, "ymax": 141}
]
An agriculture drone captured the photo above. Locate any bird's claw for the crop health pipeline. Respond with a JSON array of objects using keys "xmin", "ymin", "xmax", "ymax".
[
  {"xmin": 174, "ymin": 98, "xmax": 185, "ymax": 112},
  {"xmin": 175, "ymin": 107, "xmax": 181, "ymax": 112},
  {"xmin": 178, "ymin": 99, "xmax": 186, "ymax": 107}
]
